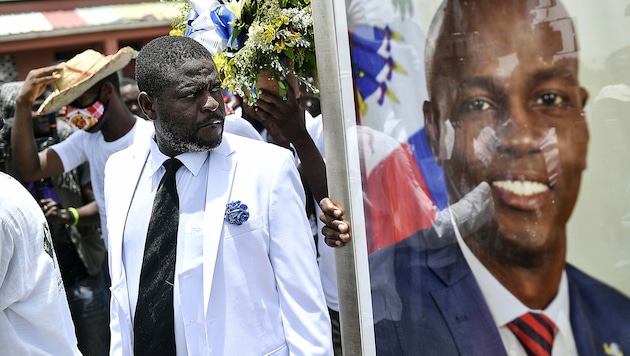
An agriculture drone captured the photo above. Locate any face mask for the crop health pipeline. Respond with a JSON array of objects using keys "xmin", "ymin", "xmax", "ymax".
[{"xmin": 65, "ymin": 100, "xmax": 105, "ymax": 130}]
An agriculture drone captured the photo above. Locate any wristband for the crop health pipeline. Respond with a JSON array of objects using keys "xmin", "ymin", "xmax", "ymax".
[{"xmin": 67, "ymin": 207, "xmax": 79, "ymax": 226}]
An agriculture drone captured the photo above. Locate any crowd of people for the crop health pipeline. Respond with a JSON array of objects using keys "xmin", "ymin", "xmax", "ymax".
[
  {"xmin": 0, "ymin": 32, "xmax": 346, "ymax": 356},
  {"xmin": 1, "ymin": 0, "xmax": 629, "ymax": 355}
]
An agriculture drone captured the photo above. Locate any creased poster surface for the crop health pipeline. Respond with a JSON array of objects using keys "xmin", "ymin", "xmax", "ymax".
[{"xmin": 341, "ymin": 0, "xmax": 630, "ymax": 354}]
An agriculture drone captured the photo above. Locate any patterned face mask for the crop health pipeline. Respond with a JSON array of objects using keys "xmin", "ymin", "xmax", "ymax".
[{"xmin": 65, "ymin": 100, "xmax": 105, "ymax": 131}]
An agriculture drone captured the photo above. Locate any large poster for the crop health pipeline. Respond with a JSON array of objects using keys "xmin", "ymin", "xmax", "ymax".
[{"xmin": 325, "ymin": 0, "xmax": 630, "ymax": 353}]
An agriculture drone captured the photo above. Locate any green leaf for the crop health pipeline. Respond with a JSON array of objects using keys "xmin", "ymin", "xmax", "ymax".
[
  {"xmin": 231, "ymin": 27, "xmax": 242, "ymax": 42},
  {"xmin": 278, "ymin": 80, "xmax": 288, "ymax": 97},
  {"xmin": 284, "ymin": 47, "xmax": 295, "ymax": 60}
]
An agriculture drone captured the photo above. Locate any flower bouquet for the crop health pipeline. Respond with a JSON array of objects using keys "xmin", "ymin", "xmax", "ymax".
[{"xmin": 163, "ymin": 0, "xmax": 318, "ymax": 103}]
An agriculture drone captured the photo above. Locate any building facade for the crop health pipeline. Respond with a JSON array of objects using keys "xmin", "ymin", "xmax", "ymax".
[{"xmin": 0, "ymin": 0, "xmax": 180, "ymax": 81}]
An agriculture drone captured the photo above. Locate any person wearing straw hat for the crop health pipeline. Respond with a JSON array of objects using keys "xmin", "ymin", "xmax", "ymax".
[
  {"xmin": 120, "ymin": 76, "xmax": 143, "ymax": 118},
  {"xmin": 11, "ymin": 47, "xmax": 154, "ymax": 247}
]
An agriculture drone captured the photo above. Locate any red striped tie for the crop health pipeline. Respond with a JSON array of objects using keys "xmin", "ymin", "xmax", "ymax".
[{"xmin": 507, "ymin": 312, "xmax": 557, "ymax": 356}]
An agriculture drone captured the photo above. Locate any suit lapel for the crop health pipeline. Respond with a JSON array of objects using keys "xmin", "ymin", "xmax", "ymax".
[
  {"xmin": 428, "ymin": 244, "xmax": 508, "ymax": 356},
  {"xmin": 107, "ymin": 142, "xmax": 150, "ymax": 346},
  {"xmin": 567, "ymin": 269, "xmax": 598, "ymax": 355},
  {"xmin": 109, "ymin": 143, "xmax": 150, "ymax": 282},
  {"xmin": 202, "ymin": 137, "xmax": 236, "ymax": 317}
]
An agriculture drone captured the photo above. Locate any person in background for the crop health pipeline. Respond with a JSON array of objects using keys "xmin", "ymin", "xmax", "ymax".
[
  {"xmin": 104, "ymin": 35, "xmax": 331, "ymax": 355},
  {"xmin": 11, "ymin": 47, "xmax": 154, "ymax": 247},
  {"xmin": 0, "ymin": 80, "xmax": 110, "ymax": 355},
  {"xmin": 251, "ymin": 76, "xmax": 342, "ymax": 354},
  {"xmin": 299, "ymin": 81, "xmax": 321, "ymax": 118},
  {"xmin": 223, "ymin": 90, "xmax": 265, "ymax": 141},
  {"xmin": 120, "ymin": 76, "xmax": 143, "ymax": 118},
  {"xmin": 0, "ymin": 113, "xmax": 80, "ymax": 355}
]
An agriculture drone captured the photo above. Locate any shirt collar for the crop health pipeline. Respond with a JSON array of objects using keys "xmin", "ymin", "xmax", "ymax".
[
  {"xmin": 149, "ymin": 136, "xmax": 209, "ymax": 177},
  {"xmin": 450, "ymin": 207, "xmax": 571, "ymax": 333}
]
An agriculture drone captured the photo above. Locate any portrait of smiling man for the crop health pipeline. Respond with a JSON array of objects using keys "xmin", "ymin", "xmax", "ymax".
[
  {"xmin": 367, "ymin": 0, "xmax": 630, "ymax": 355},
  {"xmin": 104, "ymin": 36, "xmax": 331, "ymax": 355}
]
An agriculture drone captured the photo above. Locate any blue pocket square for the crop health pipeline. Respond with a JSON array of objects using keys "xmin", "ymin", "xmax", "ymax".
[{"xmin": 224, "ymin": 200, "xmax": 250, "ymax": 225}]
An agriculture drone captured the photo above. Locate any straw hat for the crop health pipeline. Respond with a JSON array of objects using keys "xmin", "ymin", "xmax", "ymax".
[{"xmin": 37, "ymin": 46, "xmax": 137, "ymax": 115}]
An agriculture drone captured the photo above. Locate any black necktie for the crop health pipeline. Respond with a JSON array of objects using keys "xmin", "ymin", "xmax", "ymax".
[
  {"xmin": 507, "ymin": 312, "xmax": 557, "ymax": 356},
  {"xmin": 134, "ymin": 158, "xmax": 183, "ymax": 355}
]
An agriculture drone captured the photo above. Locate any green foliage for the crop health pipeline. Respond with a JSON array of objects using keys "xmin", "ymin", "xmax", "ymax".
[{"xmin": 165, "ymin": 0, "xmax": 318, "ymax": 98}]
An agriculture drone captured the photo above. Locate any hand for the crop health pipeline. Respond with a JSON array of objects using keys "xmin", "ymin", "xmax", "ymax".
[
  {"xmin": 253, "ymin": 76, "xmax": 309, "ymax": 146},
  {"xmin": 319, "ymin": 197, "xmax": 351, "ymax": 247},
  {"xmin": 18, "ymin": 64, "xmax": 63, "ymax": 106},
  {"xmin": 39, "ymin": 198, "xmax": 71, "ymax": 225}
]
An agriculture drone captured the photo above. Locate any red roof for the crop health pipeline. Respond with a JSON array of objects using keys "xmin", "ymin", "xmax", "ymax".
[
  {"xmin": 0, "ymin": 2, "xmax": 180, "ymax": 37},
  {"xmin": 43, "ymin": 10, "xmax": 89, "ymax": 29}
]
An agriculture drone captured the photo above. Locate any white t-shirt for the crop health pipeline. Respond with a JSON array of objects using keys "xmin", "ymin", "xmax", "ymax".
[
  {"xmin": 224, "ymin": 113, "xmax": 265, "ymax": 141},
  {"xmin": 52, "ymin": 117, "xmax": 154, "ymax": 243},
  {"xmin": 305, "ymin": 113, "xmax": 339, "ymax": 311},
  {"xmin": 0, "ymin": 172, "xmax": 80, "ymax": 355}
]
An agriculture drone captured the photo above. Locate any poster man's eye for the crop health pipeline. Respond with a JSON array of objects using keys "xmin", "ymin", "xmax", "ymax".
[
  {"xmin": 467, "ymin": 99, "xmax": 490, "ymax": 111},
  {"xmin": 536, "ymin": 93, "xmax": 564, "ymax": 106}
]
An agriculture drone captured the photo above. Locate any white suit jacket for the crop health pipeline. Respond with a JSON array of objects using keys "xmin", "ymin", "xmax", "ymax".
[{"xmin": 104, "ymin": 132, "xmax": 332, "ymax": 355}]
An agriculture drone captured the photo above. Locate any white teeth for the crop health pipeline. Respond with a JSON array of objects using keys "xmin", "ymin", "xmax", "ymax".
[{"xmin": 492, "ymin": 180, "xmax": 548, "ymax": 196}]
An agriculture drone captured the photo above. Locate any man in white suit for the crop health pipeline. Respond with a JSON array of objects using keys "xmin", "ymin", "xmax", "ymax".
[{"xmin": 104, "ymin": 36, "xmax": 332, "ymax": 355}]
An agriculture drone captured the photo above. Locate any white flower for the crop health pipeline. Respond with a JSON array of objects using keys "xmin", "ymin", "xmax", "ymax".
[{"xmin": 225, "ymin": 0, "xmax": 248, "ymax": 21}]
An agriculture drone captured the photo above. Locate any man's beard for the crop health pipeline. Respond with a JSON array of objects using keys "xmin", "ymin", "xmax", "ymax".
[
  {"xmin": 157, "ymin": 106, "xmax": 224, "ymax": 153},
  {"xmin": 159, "ymin": 127, "xmax": 223, "ymax": 153}
]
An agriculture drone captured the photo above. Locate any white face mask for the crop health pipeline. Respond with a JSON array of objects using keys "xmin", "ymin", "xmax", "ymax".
[{"xmin": 65, "ymin": 100, "xmax": 105, "ymax": 130}]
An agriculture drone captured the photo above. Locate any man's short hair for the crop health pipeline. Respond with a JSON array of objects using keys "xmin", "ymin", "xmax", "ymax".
[{"xmin": 135, "ymin": 36, "xmax": 214, "ymax": 99}]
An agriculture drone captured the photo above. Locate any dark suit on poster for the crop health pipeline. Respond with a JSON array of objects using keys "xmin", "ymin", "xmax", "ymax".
[{"xmin": 371, "ymin": 228, "xmax": 630, "ymax": 356}]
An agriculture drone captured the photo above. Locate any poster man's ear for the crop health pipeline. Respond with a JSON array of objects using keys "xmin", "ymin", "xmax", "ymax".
[
  {"xmin": 138, "ymin": 92, "xmax": 156, "ymax": 121},
  {"xmin": 423, "ymin": 100, "xmax": 440, "ymax": 160}
]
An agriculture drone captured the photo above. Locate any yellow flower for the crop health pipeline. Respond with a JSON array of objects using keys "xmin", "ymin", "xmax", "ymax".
[
  {"xmin": 213, "ymin": 53, "xmax": 227, "ymax": 71},
  {"xmin": 223, "ymin": 58, "xmax": 237, "ymax": 79},
  {"xmin": 274, "ymin": 15, "xmax": 289, "ymax": 29},
  {"xmin": 169, "ymin": 29, "xmax": 184, "ymax": 37},
  {"xmin": 285, "ymin": 31, "xmax": 300, "ymax": 47},
  {"xmin": 274, "ymin": 39, "xmax": 285, "ymax": 52},
  {"xmin": 262, "ymin": 25, "xmax": 276, "ymax": 43}
]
